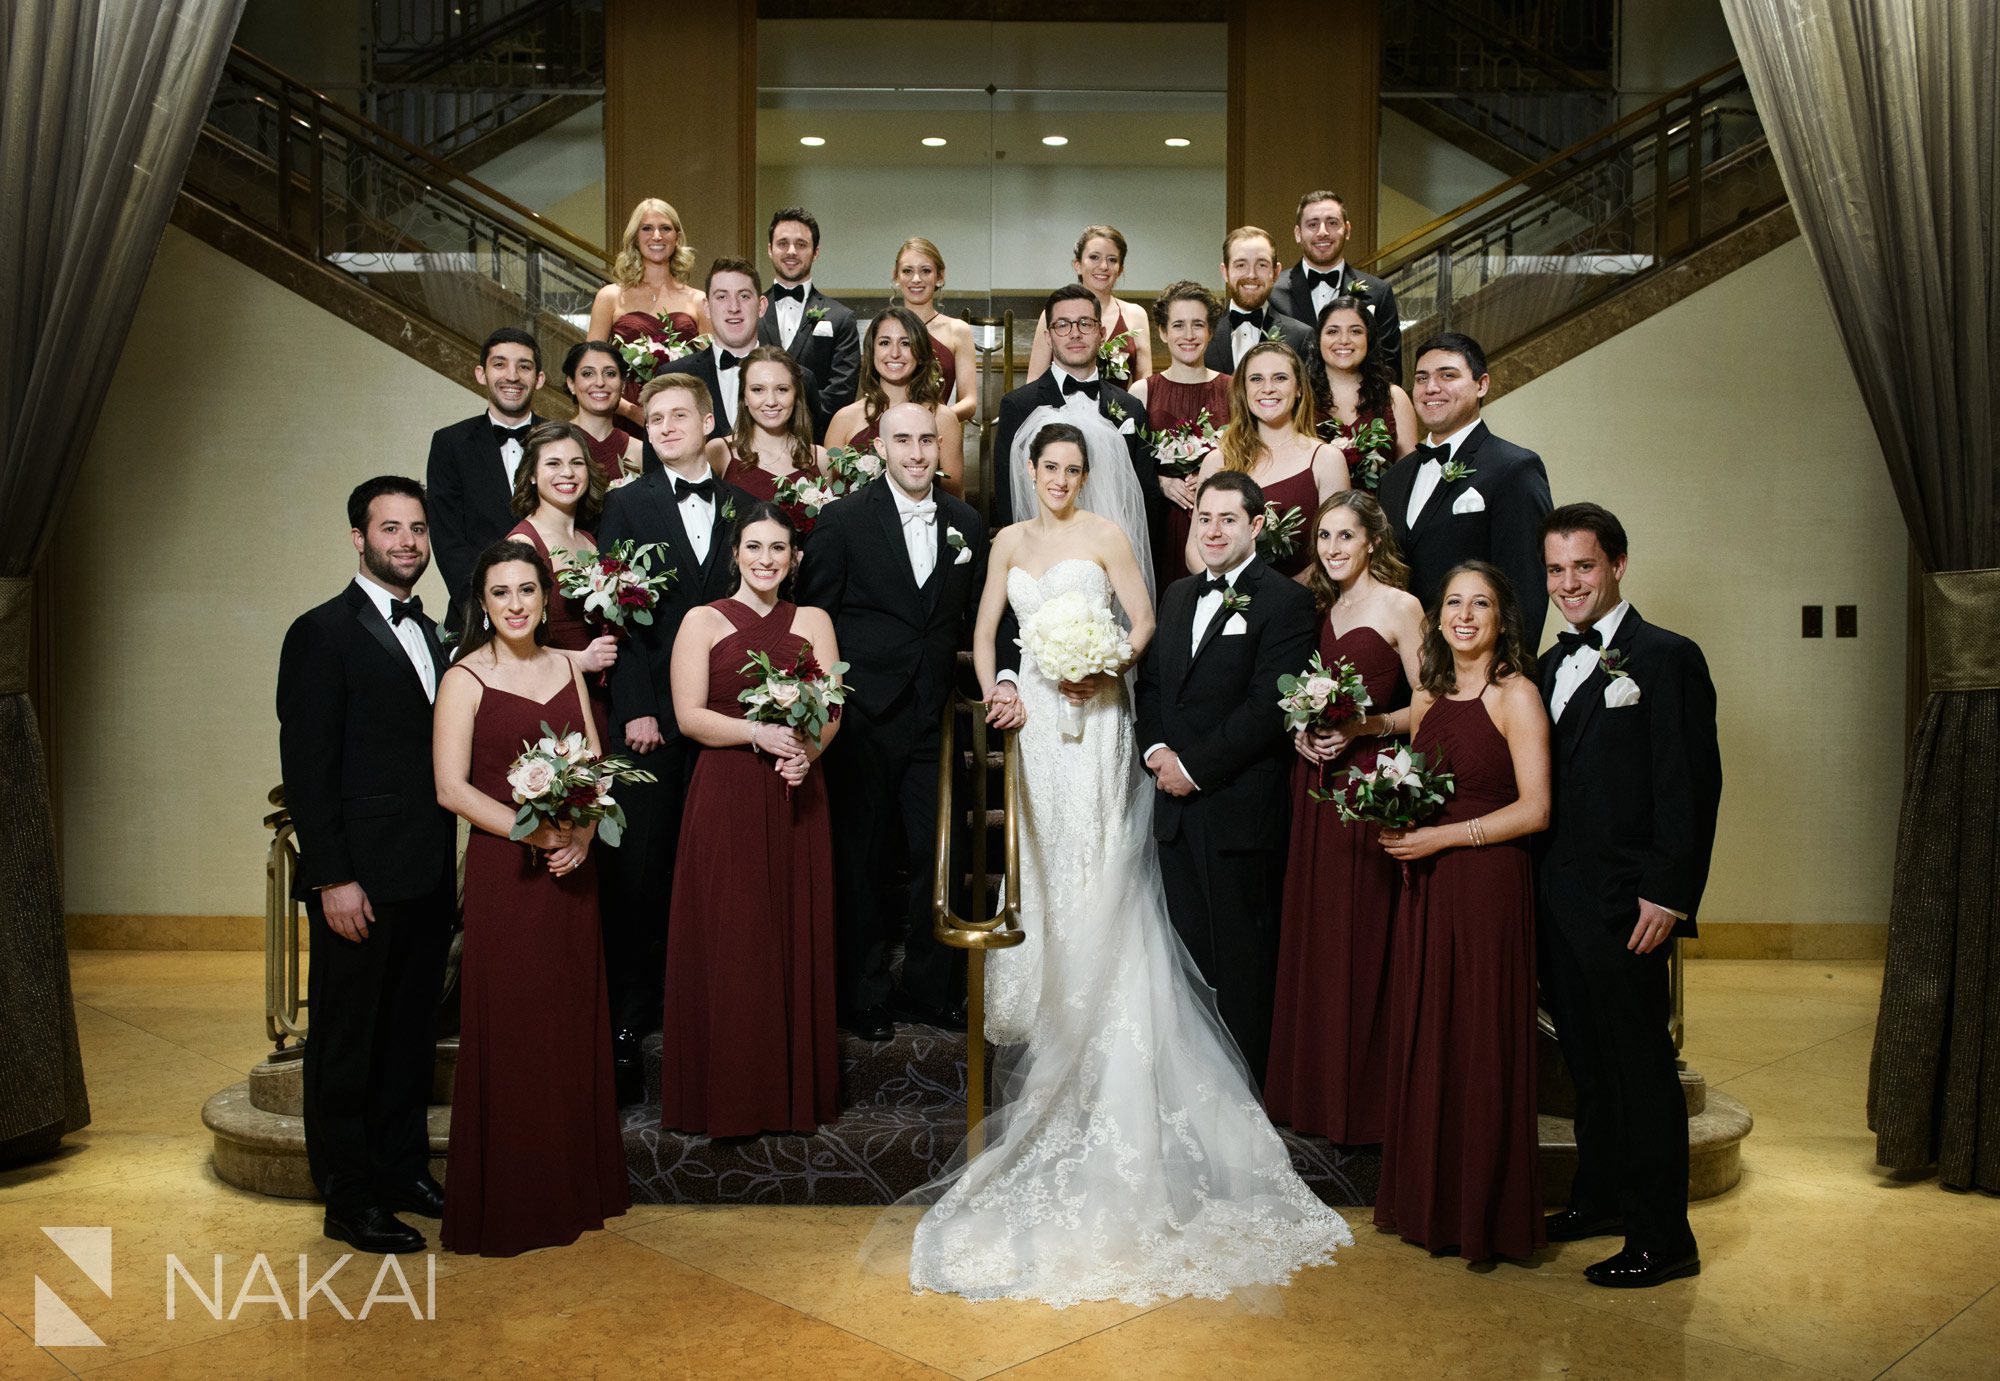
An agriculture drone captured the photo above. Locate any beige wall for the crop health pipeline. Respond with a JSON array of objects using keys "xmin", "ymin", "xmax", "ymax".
[
  {"xmin": 56, "ymin": 229, "xmax": 478, "ymax": 919},
  {"xmin": 1487, "ymin": 237, "xmax": 1904, "ymax": 926}
]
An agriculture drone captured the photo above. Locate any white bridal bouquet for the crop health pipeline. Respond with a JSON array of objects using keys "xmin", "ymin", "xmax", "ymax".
[{"xmin": 1017, "ymin": 590, "xmax": 1132, "ymax": 740}]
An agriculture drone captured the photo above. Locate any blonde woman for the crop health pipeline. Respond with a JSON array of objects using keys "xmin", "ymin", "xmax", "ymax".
[
  {"xmin": 1190, "ymin": 341, "xmax": 1348, "ymax": 581},
  {"xmin": 588, "ymin": 199, "xmax": 710, "ymax": 426},
  {"xmin": 1024, "ymin": 225, "xmax": 1154, "ymax": 387},
  {"xmin": 890, "ymin": 237, "xmax": 977, "ymax": 424}
]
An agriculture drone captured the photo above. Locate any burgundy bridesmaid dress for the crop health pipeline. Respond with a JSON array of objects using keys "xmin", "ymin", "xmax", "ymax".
[
  {"xmin": 580, "ymin": 427, "xmax": 636, "ymax": 486},
  {"xmin": 1374, "ymin": 692, "xmax": 1544, "ymax": 1263},
  {"xmin": 928, "ymin": 331, "xmax": 959, "ymax": 404},
  {"xmin": 659, "ymin": 599, "xmax": 839, "ymax": 1136},
  {"xmin": 1319, "ymin": 403, "xmax": 1401, "ymax": 493},
  {"xmin": 506, "ymin": 520, "xmax": 611, "ymax": 732},
  {"xmin": 1259, "ymin": 460, "xmax": 1325, "ymax": 580},
  {"xmin": 612, "ymin": 309, "xmax": 702, "ymax": 412},
  {"xmin": 722, "ymin": 454, "xmax": 802, "ymax": 505},
  {"xmin": 1144, "ymin": 371, "xmax": 1232, "ymax": 581},
  {"xmin": 443, "ymin": 671, "xmax": 628, "ymax": 1255},
  {"xmin": 1266, "ymin": 622, "xmax": 1406, "ymax": 1143}
]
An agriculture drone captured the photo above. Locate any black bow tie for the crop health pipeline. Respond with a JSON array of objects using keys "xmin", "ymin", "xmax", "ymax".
[
  {"xmin": 1061, "ymin": 376, "xmax": 1100, "ymax": 399},
  {"xmin": 716, "ymin": 351, "xmax": 744, "ymax": 371},
  {"xmin": 1305, "ymin": 268, "xmax": 1342, "ymax": 291},
  {"xmin": 493, "ymin": 422, "xmax": 530, "ymax": 447},
  {"xmin": 1202, "ymin": 574, "xmax": 1231, "ymax": 596},
  {"xmin": 1555, "ymin": 626, "xmax": 1604, "ymax": 655},
  {"xmin": 1229, "ymin": 307, "xmax": 1267, "ymax": 331},
  {"xmin": 770, "ymin": 283, "xmax": 806, "ymax": 303},
  {"xmin": 674, "ymin": 476, "xmax": 716, "ymax": 503},
  {"xmin": 389, "ymin": 595, "xmax": 422, "ymax": 626},
  {"xmin": 1412, "ymin": 442, "xmax": 1449, "ymax": 467}
]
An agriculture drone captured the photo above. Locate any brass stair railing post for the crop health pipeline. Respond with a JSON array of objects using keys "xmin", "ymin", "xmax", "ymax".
[{"xmin": 263, "ymin": 786, "xmax": 306, "ymax": 1049}]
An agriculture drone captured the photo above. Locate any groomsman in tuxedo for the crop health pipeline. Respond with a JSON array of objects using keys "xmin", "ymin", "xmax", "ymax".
[
  {"xmin": 671, "ymin": 257, "xmax": 826, "ymax": 442},
  {"xmin": 594, "ymin": 373, "xmax": 754, "ymax": 1099},
  {"xmin": 761, "ymin": 207, "xmax": 859, "ymax": 432},
  {"xmin": 277, "ymin": 476, "xmax": 456, "ymax": 1254},
  {"xmin": 426, "ymin": 327, "xmax": 545, "ymax": 634},
  {"xmin": 1203, "ymin": 226, "xmax": 1315, "ymax": 374},
  {"xmin": 1537, "ymin": 503, "xmax": 1721, "ymax": 1288},
  {"xmin": 1377, "ymin": 332, "xmax": 1554, "ymax": 645},
  {"xmin": 1136, "ymin": 471, "xmax": 1316, "ymax": 1084},
  {"xmin": 797, "ymin": 402, "xmax": 990, "ymax": 1036},
  {"xmin": 991, "ymin": 284, "xmax": 1154, "ymax": 529},
  {"xmin": 1269, "ymin": 190, "xmax": 1404, "ymax": 383}
]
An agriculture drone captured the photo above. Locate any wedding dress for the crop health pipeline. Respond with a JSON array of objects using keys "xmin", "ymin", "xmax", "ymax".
[{"xmin": 905, "ymin": 558, "xmax": 1351, "ymax": 1308}]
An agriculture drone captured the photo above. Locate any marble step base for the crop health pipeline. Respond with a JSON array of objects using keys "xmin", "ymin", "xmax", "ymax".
[
  {"xmin": 247, "ymin": 1039, "xmax": 458, "ymax": 1116},
  {"xmin": 204, "ymin": 1083, "xmax": 447, "ymax": 1200},
  {"xmin": 1538, "ymin": 1085, "xmax": 1753, "ymax": 1206}
]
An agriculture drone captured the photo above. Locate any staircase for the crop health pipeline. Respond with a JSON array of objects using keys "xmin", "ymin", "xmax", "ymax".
[
  {"xmin": 364, "ymin": 0, "xmax": 604, "ymax": 170},
  {"xmin": 1364, "ymin": 60, "xmax": 1791, "ymax": 395},
  {"xmin": 176, "ymin": 45, "xmax": 606, "ymax": 413}
]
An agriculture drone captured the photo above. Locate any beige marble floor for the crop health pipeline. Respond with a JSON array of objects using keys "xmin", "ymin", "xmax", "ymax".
[{"xmin": 3, "ymin": 953, "xmax": 1994, "ymax": 1378}]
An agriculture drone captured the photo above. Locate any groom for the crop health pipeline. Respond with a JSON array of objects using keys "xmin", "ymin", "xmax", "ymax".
[
  {"xmin": 798, "ymin": 402, "xmax": 991, "ymax": 1037},
  {"xmin": 1538, "ymin": 502, "xmax": 1721, "ymax": 1288},
  {"xmin": 1136, "ymin": 471, "xmax": 1316, "ymax": 1084}
]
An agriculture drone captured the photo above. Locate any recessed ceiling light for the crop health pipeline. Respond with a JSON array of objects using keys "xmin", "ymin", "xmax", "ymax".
[
  {"xmin": 799, "ymin": 136, "xmax": 826, "ymax": 147},
  {"xmin": 1164, "ymin": 137, "xmax": 1191, "ymax": 148},
  {"xmin": 921, "ymin": 136, "xmax": 947, "ymax": 147},
  {"xmin": 1041, "ymin": 135, "xmax": 1069, "ymax": 147}
]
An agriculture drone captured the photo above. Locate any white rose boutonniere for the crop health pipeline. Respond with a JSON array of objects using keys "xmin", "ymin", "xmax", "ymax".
[{"xmin": 946, "ymin": 526, "xmax": 971, "ymax": 565}]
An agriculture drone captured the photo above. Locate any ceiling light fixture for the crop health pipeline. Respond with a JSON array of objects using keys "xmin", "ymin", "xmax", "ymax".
[
  {"xmin": 922, "ymin": 136, "xmax": 947, "ymax": 147},
  {"xmin": 1041, "ymin": 135, "xmax": 1069, "ymax": 147},
  {"xmin": 799, "ymin": 136, "xmax": 826, "ymax": 147},
  {"xmin": 1164, "ymin": 137, "xmax": 1191, "ymax": 148}
]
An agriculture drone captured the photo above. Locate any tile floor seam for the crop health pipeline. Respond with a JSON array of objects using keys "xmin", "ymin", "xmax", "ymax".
[
  {"xmin": 73, "ymin": 1001, "xmax": 254, "ymax": 1083},
  {"xmin": 1867, "ymin": 1275, "xmax": 2000, "ymax": 1380},
  {"xmin": 978, "ymin": 1301, "xmax": 1183, "ymax": 1380},
  {"xmin": 0, "ymin": 1305, "xmax": 82, "ymax": 1379}
]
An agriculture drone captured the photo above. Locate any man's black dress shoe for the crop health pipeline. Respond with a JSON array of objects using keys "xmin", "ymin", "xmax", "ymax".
[
  {"xmin": 1585, "ymin": 1245, "xmax": 1701, "ymax": 1288},
  {"xmin": 612, "ymin": 1028, "xmax": 644, "ymax": 1107},
  {"xmin": 1545, "ymin": 1209, "xmax": 1625, "ymax": 1243},
  {"xmin": 385, "ymin": 1175, "xmax": 446, "ymax": 1218},
  {"xmin": 324, "ymin": 1205, "xmax": 425, "ymax": 1254},
  {"xmin": 840, "ymin": 1004, "xmax": 894, "ymax": 1041},
  {"xmin": 886, "ymin": 990, "xmax": 967, "ymax": 1032}
]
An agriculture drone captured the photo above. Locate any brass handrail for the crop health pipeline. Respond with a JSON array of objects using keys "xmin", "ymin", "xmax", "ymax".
[
  {"xmin": 932, "ymin": 694, "xmax": 1025, "ymax": 1151},
  {"xmin": 263, "ymin": 786, "xmax": 306, "ymax": 1048}
]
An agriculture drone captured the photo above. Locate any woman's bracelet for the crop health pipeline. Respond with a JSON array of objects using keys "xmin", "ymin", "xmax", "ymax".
[{"xmin": 1465, "ymin": 816, "xmax": 1488, "ymax": 848}]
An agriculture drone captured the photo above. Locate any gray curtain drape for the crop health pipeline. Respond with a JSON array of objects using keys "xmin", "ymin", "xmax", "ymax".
[
  {"xmin": 0, "ymin": 0, "xmax": 246, "ymax": 1159},
  {"xmin": 1720, "ymin": 0, "xmax": 1999, "ymax": 1190}
]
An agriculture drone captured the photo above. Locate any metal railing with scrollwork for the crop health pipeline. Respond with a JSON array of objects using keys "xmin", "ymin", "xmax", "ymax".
[
  {"xmin": 263, "ymin": 787, "xmax": 306, "ymax": 1049},
  {"xmin": 186, "ymin": 46, "xmax": 608, "ymax": 369},
  {"xmin": 1364, "ymin": 62, "xmax": 1782, "ymax": 378}
]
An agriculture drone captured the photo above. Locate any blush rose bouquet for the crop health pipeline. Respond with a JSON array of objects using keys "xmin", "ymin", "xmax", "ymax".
[{"xmin": 505, "ymin": 722, "xmax": 657, "ymax": 848}]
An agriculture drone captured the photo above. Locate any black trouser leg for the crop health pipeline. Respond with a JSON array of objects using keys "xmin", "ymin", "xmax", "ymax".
[
  {"xmin": 1541, "ymin": 919, "xmax": 1624, "ymax": 1218},
  {"xmin": 597, "ymin": 738, "xmax": 692, "ymax": 1034},
  {"xmin": 1157, "ymin": 810, "xmax": 1281, "ymax": 1085},
  {"xmin": 826, "ymin": 706, "xmax": 904, "ymax": 1014},
  {"xmin": 366, "ymin": 881, "xmax": 453, "ymax": 1194}
]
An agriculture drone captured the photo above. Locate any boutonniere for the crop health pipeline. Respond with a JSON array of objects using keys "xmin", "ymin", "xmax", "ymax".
[
  {"xmin": 1219, "ymin": 588, "xmax": 1252, "ymax": 616},
  {"xmin": 1263, "ymin": 322, "xmax": 1286, "ymax": 343},
  {"xmin": 1345, "ymin": 275, "xmax": 1370, "ymax": 298},
  {"xmin": 1598, "ymin": 647, "xmax": 1630, "ymax": 679},
  {"xmin": 946, "ymin": 526, "xmax": 971, "ymax": 565},
  {"xmin": 1105, "ymin": 399, "xmax": 1126, "ymax": 422},
  {"xmin": 805, "ymin": 306, "xmax": 827, "ymax": 324},
  {"xmin": 1439, "ymin": 459, "xmax": 1476, "ymax": 484},
  {"xmin": 721, "ymin": 498, "xmax": 738, "ymax": 524}
]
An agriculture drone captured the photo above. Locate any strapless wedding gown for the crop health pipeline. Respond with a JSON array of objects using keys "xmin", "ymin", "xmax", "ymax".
[{"xmin": 906, "ymin": 559, "xmax": 1351, "ymax": 1308}]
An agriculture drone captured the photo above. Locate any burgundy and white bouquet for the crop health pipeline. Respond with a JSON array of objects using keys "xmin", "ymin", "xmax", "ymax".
[
  {"xmin": 553, "ymin": 540, "xmax": 677, "ymax": 631},
  {"xmin": 1257, "ymin": 502, "xmax": 1307, "ymax": 562},
  {"xmin": 505, "ymin": 722, "xmax": 657, "ymax": 848},
  {"xmin": 1278, "ymin": 653, "xmax": 1373, "ymax": 734},
  {"xmin": 739, "ymin": 642, "xmax": 849, "ymax": 752},
  {"xmin": 822, "ymin": 444, "xmax": 884, "ymax": 491},
  {"xmin": 614, "ymin": 322, "xmax": 710, "ymax": 383},
  {"xmin": 1330, "ymin": 746, "xmax": 1455, "ymax": 827},
  {"xmin": 773, "ymin": 471, "xmax": 839, "ymax": 538},
  {"xmin": 1098, "ymin": 330, "xmax": 1139, "ymax": 384},
  {"xmin": 1147, "ymin": 409, "xmax": 1222, "ymax": 479},
  {"xmin": 1325, "ymin": 415, "xmax": 1395, "ymax": 492}
]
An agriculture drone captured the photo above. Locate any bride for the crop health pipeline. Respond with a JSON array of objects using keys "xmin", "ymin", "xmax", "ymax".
[{"xmin": 902, "ymin": 421, "xmax": 1351, "ymax": 1308}]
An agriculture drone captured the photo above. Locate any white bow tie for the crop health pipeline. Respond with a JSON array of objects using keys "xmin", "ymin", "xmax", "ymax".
[{"xmin": 900, "ymin": 502, "xmax": 937, "ymax": 526}]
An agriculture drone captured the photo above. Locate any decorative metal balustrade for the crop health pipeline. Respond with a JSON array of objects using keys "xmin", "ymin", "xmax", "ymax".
[
  {"xmin": 186, "ymin": 46, "xmax": 608, "ymax": 366},
  {"xmin": 1365, "ymin": 62, "xmax": 1782, "ymax": 376}
]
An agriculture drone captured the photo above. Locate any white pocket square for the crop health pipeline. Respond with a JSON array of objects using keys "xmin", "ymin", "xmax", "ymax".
[
  {"xmin": 812, "ymin": 319, "xmax": 834, "ymax": 337},
  {"xmin": 1118, "ymin": 417, "xmax": 1136, "ymax": 435},
  {"xmin": 1451, "ymin": 488, "xmax": 1486, "ymax": 515},
  {"xmin": 1223, "ymin": 613, "xmax": 1248, "ymax": 635},
  {"xmin": 1603, "ymin": 678, "xmax": 1643, "ymax": 708},
  {"xmin": 953, "ymin": 546, "xmax": 971, "ymax": 565}
]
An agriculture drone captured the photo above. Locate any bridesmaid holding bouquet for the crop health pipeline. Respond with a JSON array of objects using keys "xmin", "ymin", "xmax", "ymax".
[
  {"xmin": 704, "ymin": 346, "xmax": 827, "ymax": 504},
  {"xmin": 659, "ymin": 503, "xmax": 843, "ymax": 1136},
  {"xmin": 1131, "ymin": 280, "xmax": 1231, "ymax": 580}
]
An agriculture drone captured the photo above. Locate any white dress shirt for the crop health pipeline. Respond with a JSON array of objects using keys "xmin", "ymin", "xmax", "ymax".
[
  {"xmin": 1228, "ymin": 305, "xmax": 1264, "ymax": 367},
  {"xmin": 669, "ymin": 468, "xmax": 715, "ymax": 565},
  {"xmin": 352, "ymin": 574, "xmax": 436, "ymax": 703},
  {"xmin": 1550, "ymin": 599, "xmax": 1629, "ymax": 721},
  {"xmin": 773, "ymin": 279, "xmax": 810, "ymax": 345},
  {"xmin": 711, "ymin": 342, "xmax": 747, "ymax": 429},
  {"xmin": 1406, "ymin": 418, "xmax": 1482, "ymax": 527},
  {"xmin": 489, "ymin": 409, "xmax": 531, "ymax": 486},
  {"xmin": 1145, "ymin": 552, "xmax": 1256, "ymax": 787},
  {"xmin": 891, "ymin": 483, "xmax": 938, "ymax": 585},
  {"xmin": 1054, "ymin": 363, "xmax": 1102, "ymax": 412}
]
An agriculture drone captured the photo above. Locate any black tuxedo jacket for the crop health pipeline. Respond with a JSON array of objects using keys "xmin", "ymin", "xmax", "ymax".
[
  {"xmin": 794, "ymin": 480, "xmax": 988, "ymax": 724},
  {"xmin": 659, "ymin": 345, "xmax": 826, "ymax": 442},
  {"xmin": 989, "ymin": 372, "xmax": 1156, "ymax": 530},
  {"xmin": 1377, "ymin": 420, "xmax": 1554, "ymax": 647},
  {"xmin": 427, "ymin": 411, "xmax": 543, "ymax": 627},
  {"xmin": 594, "ymin": 470, "xmax": 754, "ymax": 742},
  {"xmin": 1268, "ymin": 263, "xmax": 1403, "ymax": 384},
  {"xmin": 1135, "ymin": 559, "xmax": 1317, "ymax": 850},
  {"xmin": 1536, "ymin": 607, "xmax": 1722, "ymax": 940},
  {"xmin": 759, "ymin": 285, "xmax": 861, "ymax": 426},
  {"xmin": 1203, "ymin": 302, "xmax": 1315, "ymax": 375},
  {"xmin": 277, "ymin": 582, "xmax": 457, "ymax": 904}
]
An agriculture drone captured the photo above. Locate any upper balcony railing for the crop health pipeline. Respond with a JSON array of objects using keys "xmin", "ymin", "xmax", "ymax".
[
  {"xmin": 188, "ymin": 46, "xmax": 608, "ymax": 365},
  {"xmin": 1361, "ymin": 62, "xmax": 1783, "ymax": 375}
]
